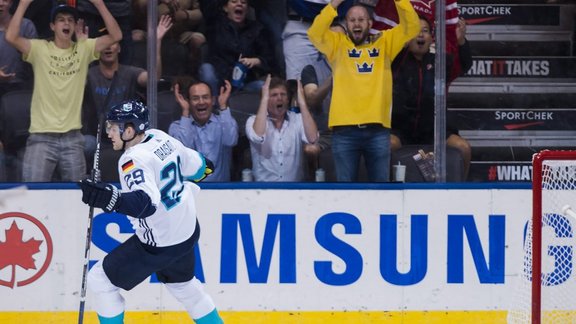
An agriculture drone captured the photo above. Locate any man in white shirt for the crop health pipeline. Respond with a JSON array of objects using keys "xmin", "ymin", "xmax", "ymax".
[{"xmin": 246, "ymin": 75, "xmax": 318, "ymax": 181}]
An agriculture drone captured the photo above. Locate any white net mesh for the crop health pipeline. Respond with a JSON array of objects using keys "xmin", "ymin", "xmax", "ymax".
[{"xmin": 508, "ymin": 156, "xmax": 576, "ymax": 323}]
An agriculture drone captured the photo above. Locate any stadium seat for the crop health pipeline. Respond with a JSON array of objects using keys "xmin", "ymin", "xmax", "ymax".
[
  {"xmin": 0, "ymin": 89, "xmax": 32, "ymax": 153},
  {"xmin": 161, "ymin": 39, "xmax": 191, "ymax": 77},
  {"xmin": 156, "ymin": 90, "xmax": 182, "ymax": 133},
  {"xmin": 228, "ymin": 90, "xmax": 260, "ymax": 136},
  {"xmin": 317, "ymin": 145, "xmax": 336, "ymax": 182},
  {"xmin": 0, "ymin": 90, "xmax": 32, "ymax": 182},
  {"xmin": 228, "ymin": 91, "xmax": 260, "ymax": 181}
]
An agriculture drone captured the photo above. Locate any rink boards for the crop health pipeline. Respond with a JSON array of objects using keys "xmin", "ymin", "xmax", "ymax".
[{"xmin": 0, "ymin": 183, "xmax": 553, "ymax": 323}]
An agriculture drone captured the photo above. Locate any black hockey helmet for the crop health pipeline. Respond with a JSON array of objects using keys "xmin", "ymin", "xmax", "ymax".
[{"xmin": 106, "ymin": 100, "xmax": 149, "ymax": 136}]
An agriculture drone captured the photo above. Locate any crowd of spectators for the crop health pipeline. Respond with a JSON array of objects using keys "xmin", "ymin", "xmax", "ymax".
[{"xmin": 0, "ymin": 0, "xmax": 476, "ymax": 183}]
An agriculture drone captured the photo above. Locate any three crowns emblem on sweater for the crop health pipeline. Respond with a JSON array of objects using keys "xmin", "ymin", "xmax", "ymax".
[{"xmin": 348, "ymin": 47, "xmax": 378, "ymax": 73}]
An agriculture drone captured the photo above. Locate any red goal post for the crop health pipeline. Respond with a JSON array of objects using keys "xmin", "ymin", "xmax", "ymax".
[{"xmin": 509, "ymin": 150, "xmax": 576, "ymax": 324}]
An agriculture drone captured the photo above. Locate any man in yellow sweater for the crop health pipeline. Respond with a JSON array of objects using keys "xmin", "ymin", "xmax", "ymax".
[{"xmin": 308, "ymin": 0, "xmax": 419, "ymax": 182}]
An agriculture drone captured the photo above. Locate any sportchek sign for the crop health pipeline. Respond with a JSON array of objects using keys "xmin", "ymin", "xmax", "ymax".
[
  {"xmin": 448, "ymin": 108, "xmax": 576, "ymax": 131},
  {"xmin": 460, "ymin": 5, "xmax": 560, "ymax": 26}
]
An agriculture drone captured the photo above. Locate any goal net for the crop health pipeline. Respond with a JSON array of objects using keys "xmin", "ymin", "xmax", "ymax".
[{"xmin": 508, "ymin": 150, "xmax": 576, "ymax": 324}]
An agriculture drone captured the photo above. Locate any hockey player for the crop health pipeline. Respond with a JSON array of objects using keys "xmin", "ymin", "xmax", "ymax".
[{"xmin": 78, "ymin": 100, "xmax": 223, "ymax": 324}]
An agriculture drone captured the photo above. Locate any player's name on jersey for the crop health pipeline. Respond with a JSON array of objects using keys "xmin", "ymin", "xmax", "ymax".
[{"xmin": 154, "ymin": 140, "xmax": 176, "ymax": 161}]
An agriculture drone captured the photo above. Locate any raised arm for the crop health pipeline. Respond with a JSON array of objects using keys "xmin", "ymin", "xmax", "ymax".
[
  {"xmin": 393, "ymin": 0, "xmax": 420, "ymax": 42},
  {"xmin": 217, "ymin": 80, "xmax": 239, "ymax": 147},
  {"xmin": 5, "ymin": 0, "xmax": 33, "ymax": 55},
  {"xmin": 456, "ymin": 18, "xmax": 472, "ymax": 74},
  {"xmin": 296, "ymin": 80, "xmax": 319, "ymax": 144},
  {"xmin": 92, "ymin": 0, "xmax": 122, "ymax": 53},
  {"xmin": 304, "ymin": 77, "xmax": 332, "ymax": 114},
  {"xmin": 173, "ymin": 83, "xmax": 191, "ymax": 118},
  {"xmin": 252, "ymin": 75, "xmax": 271, "ymax": 137},
  {"xmin": 379, "ymin": 0, "xmax": 420, "ymax": 59},
  {"xmin": 137, "ymin": 15, "xmax": 173, "ymax": 86},
  {"xmin": 307, "ymin": 1, "xmax": 342, "ymax": 60},
  {"xmin": 168, "ymin": 83, "xmax": 197, "ymax": 149}
]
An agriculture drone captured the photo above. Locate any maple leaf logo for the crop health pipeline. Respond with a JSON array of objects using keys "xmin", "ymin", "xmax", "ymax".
[{"xmin": 0, "ymin": 221, "xmax": 43, "ymax": 288}]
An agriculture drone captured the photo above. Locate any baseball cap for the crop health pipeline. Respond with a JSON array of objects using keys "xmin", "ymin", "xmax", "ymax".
[{"xmin": 50, "ymin": 4, "xmax": 79, "ymax": 23}]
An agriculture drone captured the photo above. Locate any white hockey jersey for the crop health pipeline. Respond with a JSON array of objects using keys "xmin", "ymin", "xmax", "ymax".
[{"xmin": 117, "ymin": 129, "xmax": 206, "ymax": 247}]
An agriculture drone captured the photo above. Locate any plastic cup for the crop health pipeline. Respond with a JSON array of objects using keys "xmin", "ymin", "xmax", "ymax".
[
  {"xmin": 393, "ymin": 164, "xmax": 406, "ymax": 182},
  {"xmin": 315, "ymin": 168, "xmax": 325, "ymax": 182},
  {"xmin": 242, "ymin": 168, "xmax": 253, "ymax": 182}
]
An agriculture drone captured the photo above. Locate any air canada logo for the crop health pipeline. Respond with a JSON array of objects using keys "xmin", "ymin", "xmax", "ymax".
[{"xmin": 0, "ymin": 212, "xmax": 53, "ymax": 288}]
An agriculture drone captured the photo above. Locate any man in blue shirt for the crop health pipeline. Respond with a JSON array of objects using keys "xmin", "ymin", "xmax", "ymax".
[{"xmin": 170, "ymin": 79, "xmax": 238, "ymax": 182}]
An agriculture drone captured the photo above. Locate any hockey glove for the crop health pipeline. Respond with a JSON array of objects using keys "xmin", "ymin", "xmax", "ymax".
[
  {"xmin": 194, "ymin": 158, "xmax": 215, "ymax": 182},
  {"xmin": 78, "ymin": 179, "xmax": 121, "ymax": 212}
]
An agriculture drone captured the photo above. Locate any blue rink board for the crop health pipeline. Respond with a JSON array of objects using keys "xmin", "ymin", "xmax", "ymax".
[{"xmin": 0, "ymin": 182, "xmax": 531, "ymax": 191}]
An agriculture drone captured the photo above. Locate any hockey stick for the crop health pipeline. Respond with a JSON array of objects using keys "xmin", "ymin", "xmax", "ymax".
[{"xmin": 78, "ymin": 72, "xmax": 118, "ymax": 324}]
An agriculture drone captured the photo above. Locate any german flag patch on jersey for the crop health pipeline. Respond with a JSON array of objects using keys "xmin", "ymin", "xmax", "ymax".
[{"xmin": 122, "ymin": 160, "xmax": 135, "ymax": 173}]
